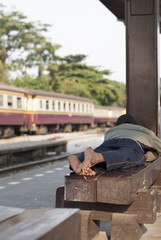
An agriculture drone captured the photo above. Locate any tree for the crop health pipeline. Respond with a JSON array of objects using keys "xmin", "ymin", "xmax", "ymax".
[
  {"xmin": 11, "ymin": 74, "xmax": 52, "ymax": 91},
  {"xmin": 48, "ymin": 54, "xmax": 125, "ymax": 106},
  {"xmin": 0, "ymin": 4, "xmax": 60, "ymax": 82}
]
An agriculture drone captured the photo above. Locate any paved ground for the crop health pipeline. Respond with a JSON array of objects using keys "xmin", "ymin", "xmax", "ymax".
[
  {"xmin": 0, "ymin": 159, "xmax": 69, "ymax": 209},
  {"xmin": 141, "ymin": 213, "xmax": 161, "ymax": 240}
]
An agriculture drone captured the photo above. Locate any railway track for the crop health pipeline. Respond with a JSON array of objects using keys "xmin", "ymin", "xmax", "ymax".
[{"xmin": 0, "ymin": 151, "xmax": 79, "ymax": 176}]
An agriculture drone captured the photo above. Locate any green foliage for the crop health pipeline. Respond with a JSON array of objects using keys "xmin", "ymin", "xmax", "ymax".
[
  {"xmin": 48, "ymin": 54, "xmax": 125, "ymax": 107},
  {"xmin": 0, "ymin": 5, "xmax": 60, "ymax": 76},
  {"xmin": 62, "ymin": 54, "xmax": 87, "ymax": 63},
  {"xmin": 11, "ymin": 74, "xmax": 52, "ymax": 91}
]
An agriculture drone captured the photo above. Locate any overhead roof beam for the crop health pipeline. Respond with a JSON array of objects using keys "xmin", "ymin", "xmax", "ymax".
[
  {"xmin": 99, "ymin": 0, "xmax": 125, "ymax": 20},
  {"xmin": 100, "ymin": 0, "xmax": 161, "ymax": 31}
]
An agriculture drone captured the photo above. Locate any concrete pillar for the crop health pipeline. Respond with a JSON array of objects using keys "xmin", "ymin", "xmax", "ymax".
[{"xmin": 125, "ymin": 0, "xmax": 160, "ymax": 135}]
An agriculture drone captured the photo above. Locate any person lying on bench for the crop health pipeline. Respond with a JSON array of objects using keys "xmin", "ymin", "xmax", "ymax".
[{"xmin": 68, "ymin": 114, "xmax": 161, "ymax": 176}]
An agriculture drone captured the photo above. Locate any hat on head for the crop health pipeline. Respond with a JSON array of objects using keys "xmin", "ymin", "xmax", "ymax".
[{"xmin": 116, "ymin": 114, "xmax": 136, "ymax": 126}]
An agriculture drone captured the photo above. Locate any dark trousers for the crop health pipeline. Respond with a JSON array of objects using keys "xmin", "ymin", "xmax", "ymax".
[{"xmin": 77, "ymin": 138, "xmax": 146, "ymax": 171}]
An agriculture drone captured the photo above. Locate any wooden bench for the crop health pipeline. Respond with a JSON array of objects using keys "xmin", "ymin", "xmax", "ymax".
[
  {"xmin": 0, "ymin": 206, "xmax": 81, "ymax": 240},
  {"xmin": 56, "ymin": 157, "xmax": 161, "ymax": 240}
]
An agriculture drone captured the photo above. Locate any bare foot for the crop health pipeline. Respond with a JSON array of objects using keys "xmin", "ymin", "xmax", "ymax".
[
  {"xmin": 81, "ymin": 147, "xmax": 105, "ymax": 175},
  {"xmin": 68, "ymin": 154, "xmax": 96, "ymax": 176},
  {"xmin": 68, "ymin": 148, "xmax": 105, "ymax": 176},
  {"xmin": 68, "ymin": 155, "xmax": 83, "ymax": 175},
  {"xmin": 84, "ymin": 168, "xmax": 96, "ymax": 176}
]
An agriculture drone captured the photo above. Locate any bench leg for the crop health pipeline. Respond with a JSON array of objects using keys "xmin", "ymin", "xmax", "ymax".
[
  {"xmin": 111, "ymin": 213, "xmax": 144, "ymax": 240},
  {"xmin": 79, "ymin": 210, "xmax": 100, "ymax": 240},
  {"xmin": 154, "ymin": 189, "xmax": 161, "ymax": 212},
  {"xmin": 56, "ymin": 186, "xmax": 64, "ymax": 208},
  {"xmin": 151, "ymin": 173, "xmax": 161, "ymax": 212},
  {"xmin": 127, "ymin": 188, "xmax": 157, "ymax": 224}
]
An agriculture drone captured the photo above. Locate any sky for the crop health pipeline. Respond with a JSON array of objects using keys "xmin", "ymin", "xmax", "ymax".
[{"xmin": 0, "ymin": 0, "xmax": 128, "ymax": 83}]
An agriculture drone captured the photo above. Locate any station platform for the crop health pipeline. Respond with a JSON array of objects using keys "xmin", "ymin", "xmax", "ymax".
[
  {"xmin": 0, "ymin": 139, "xmax": 67, "ymax": 167},
  {"xmin": 141, "ymin": 213, "xmax": 161, "ymax": 240},
  {"xmin": 0, "ymin": 139, "xmax": 66, "ymax": 153}
]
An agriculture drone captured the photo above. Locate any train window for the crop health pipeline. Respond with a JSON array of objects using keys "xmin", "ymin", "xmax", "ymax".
[
  {"xmin": 52, "ymin": 101, "xmax": 55, "ymax": 110},
  {"xmin": 73, "ymin": 103, "xmax": 76, "ymax": 112},
  {"xmin": 58, "ymin": 102, "xmax": 61, "ymax": 111},
  {"xmin": 63, "ymin": 102, "xmax": 66, "ymax": 111},
  {"xmin": 82, "ymin": 104, "xmax": 84, "ymax": 112},
  {"xmin": 40, "ymin": 100, "xmax": 43, "ymax": 109},
  {"xmin": 46, "ymin": 100, "xmax": 49, "ymax": 110},
  {"xmin": 68, "ymin": 103, "xmax": 71, "ymax": 111},
  {"xmin": 7, "ymin": 95, "xmax": 13, "ymax": 107},
  {"xmin": 78, "ymin": 103, "xmax": 80, "ymax": 112},
  {"xmin": 86, "ymin": 104, "xmax": 88, "ymax": 112},
  {"xmin": 0, "ymin": 95, "xmax": 3, "ymax": 106},
  {"xmin": 17, "ymin": 97, "xmax": 22, "ymax": 108}
]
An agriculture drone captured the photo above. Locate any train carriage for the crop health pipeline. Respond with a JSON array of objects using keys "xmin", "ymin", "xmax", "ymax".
[
  {"xmin": 0, "ymin": 84, "xmax": 126, "ymax": 137},
  {"xmin": 28, "ymin": 89, "xmax": 95, "ymax": 134},
  {"xmin": 94, "ymin": 105, "xmax": 126, "ymax": 127},
  {"xmin": 0, "ymin": 84, "xmax": 28, "ymax": 138}
]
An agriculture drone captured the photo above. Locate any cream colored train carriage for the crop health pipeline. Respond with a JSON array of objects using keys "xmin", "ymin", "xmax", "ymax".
[
  {"xmin": 0, "ymin": 84, "xmax": 126, "ymax": 137},
  {"xmin": 28, "ymin": 89, "xmax": 95, "ymax": 134},
  {"xmin": 94, "ymin": 105, "xmax": 126, "ymax": 127}
]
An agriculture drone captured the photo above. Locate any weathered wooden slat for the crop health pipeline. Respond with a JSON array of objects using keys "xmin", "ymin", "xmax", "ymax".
[
  {"xmin": 97, "ymin": 157, "xmax": 161, "ymax": 204},
  {"xmin": 65, "ymin": 157, "xmax": 161, "ymax": 204},
  {"xmin": 0, "ymin": 208, "xmax": 52, "ymax": 233},
  {"xmin": 111, "ymin": 213, "xmax": 144, "ymax": 240},
  {"xmin": 91, "ymin": 211, "xmax": 112, "ymax": 221},
  {"xmin": 0, "ymin": 208, "xmax": 81, "ymax": 240},
  {"xmin": 65, "ymin": 173, "xmax": 97, "ymax": 202},
  {"xmin": 64, "ymin": 189, "xmax": 157, "ymax": 224},
  {"xmin": 0, "ymin": 206, "xmax": 25, "ymax": 223}
]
